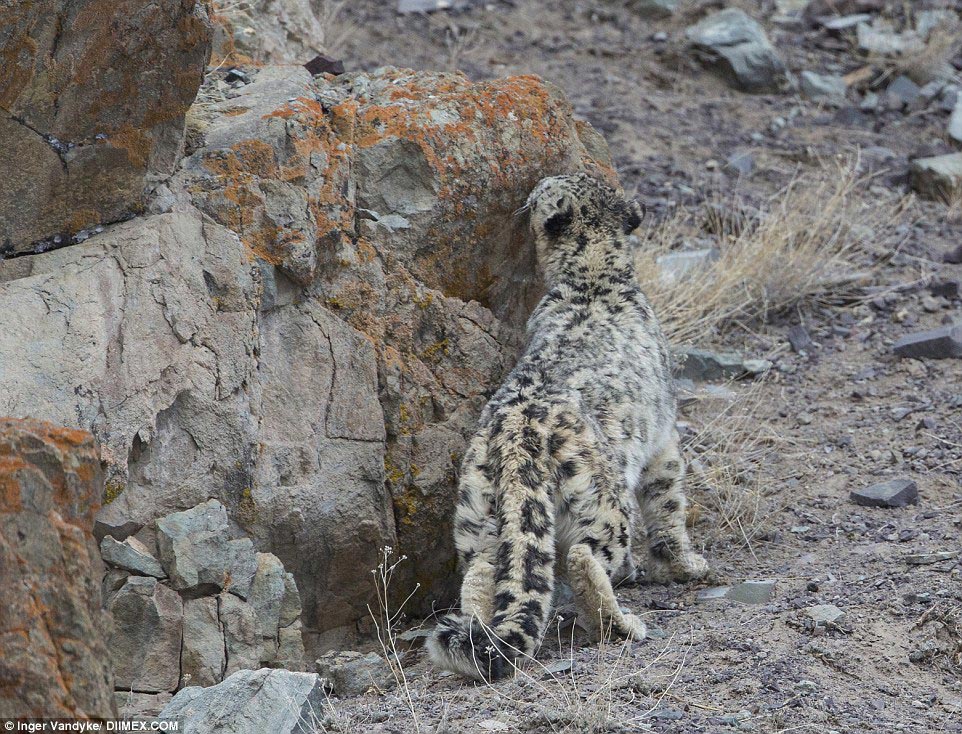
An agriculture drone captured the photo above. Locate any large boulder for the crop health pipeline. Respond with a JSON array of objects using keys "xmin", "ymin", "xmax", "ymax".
[
  {"xmin": 211, "ymin": 0, "xmax": 331, "ymax": 64},
  {"xmin": 0, "ymin": 66, "xmax": 615, "ymax": 652},
  {"xmin": 686, "ymin": 8, "xmax": 789, "ymax": 93},
  {"xmin": 103, "ymin": 500, "xmax": 307, "ymax": 695},
  {"xmin": 0, "ymin": 419, "xmax": 115, "ymax": 717},
  {"xmin": 108, "ymin": 576, "xmax": 183, "ymax": 693},
  {"xmin": 0, "ymin": 0, "xmax": 212, "ymax": 255},
  {"xmin": 156, "ymin": 499, "xmax": 258, "ymax": 599},
  {"xmin": 160, "ymin": 668, "xmax": 326, "ymax": 734}
]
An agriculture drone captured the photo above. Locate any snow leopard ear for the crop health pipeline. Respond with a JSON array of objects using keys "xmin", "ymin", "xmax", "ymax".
[
  {"xmin": 544, "ymin": 203, "xmax": 574, "ymax": 237},
  {"xmin": 621, "ymin": 200, "xmax": 644, "ymax": 234}
]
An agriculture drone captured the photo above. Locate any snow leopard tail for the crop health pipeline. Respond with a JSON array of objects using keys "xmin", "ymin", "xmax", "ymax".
[{"xmin": 428, "ymin": 406, "xmax": 555, "ymax": 682}]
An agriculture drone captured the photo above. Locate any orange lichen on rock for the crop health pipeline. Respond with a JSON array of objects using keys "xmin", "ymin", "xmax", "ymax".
[
  {"xmin": 0, "ymin": 417, "xmax": 113, "ymax": 717},
  {"xmin": 0, "ymin": 456, "xmax": 28, "ymax": 512}
]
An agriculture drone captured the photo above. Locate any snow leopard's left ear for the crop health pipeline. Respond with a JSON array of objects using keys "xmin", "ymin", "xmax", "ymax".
[{"xmin": 621, "ymin": 199, "xmax": 644, "ymax": 234}]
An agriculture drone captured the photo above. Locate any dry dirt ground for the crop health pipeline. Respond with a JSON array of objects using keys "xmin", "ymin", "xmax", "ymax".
[{"xmin": 306, "ymin": 1, "xmax": 962, "ymax": 731}]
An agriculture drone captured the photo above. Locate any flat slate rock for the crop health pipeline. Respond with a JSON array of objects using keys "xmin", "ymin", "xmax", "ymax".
[
  {"xmin": 893, "ymin": 324, "xmax": 962, "ymax": 359},
  {"xmin": 696, "ymin": 580, "xmax": 774, "ymax": 604},
  {"xmin": 160, "ymin": 668, "xmax": 326, "ymax": 734},
  {"xmin": 100, "ymin": 535, "xmax": 166, "ymax": 578},
  {"xmin": 850, "ymin": 478, "xmax": 919, "ymax": 508},
  {"xmin": 910, "ymin": 153, "xmax": 962, "ymax": 200},
  {"xmin": 904, "ymin": 551, "xmax": 960, "ymax": 565},
  {"xmin": 803, "ymin": 604, "xmax": 847, "ymax": 626}
]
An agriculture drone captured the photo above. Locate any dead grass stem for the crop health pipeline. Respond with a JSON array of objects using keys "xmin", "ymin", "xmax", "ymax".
[
  {"xmin": 683, "ymin": 386, "xmax": 786, "ymax": 555},
  {"xmin": 635, "ymin": 159, "xmax": 905, "ymax": 345}
]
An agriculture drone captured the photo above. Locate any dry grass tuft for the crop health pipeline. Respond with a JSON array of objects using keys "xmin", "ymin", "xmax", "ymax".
[
  {"xmin": 368, "ymin": 547, "xmax": 423, "ymax": 732},
  {"xmin": 313, "ymin": 0, "xmax": 356, "ymax": 59},
  {"xmin": 892, "ymin": 16, "xmax": 961, "ymax": 84},
  {"xmin": 635, "ymin": 160, "xmax": 904, "ymax": 345},
  {"xmin": 682, "ymin": 387, "xmax": 786, "ymax": 554},
  {"xmin": 914, "ymin": 602, "xmax": 962, "ymax": 674}
]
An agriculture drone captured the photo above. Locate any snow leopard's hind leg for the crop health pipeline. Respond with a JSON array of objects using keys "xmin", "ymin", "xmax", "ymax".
[
  {"xmin": 567, "ymin": 543, "xmax": 646, "ymax": 642},
  {"xmin": 637, "ymin": 441, "xmax": 709, "ymax": 583},
  {"xmin": 554, "ymin": 418, "xmax": 646, "ymax": 642}
]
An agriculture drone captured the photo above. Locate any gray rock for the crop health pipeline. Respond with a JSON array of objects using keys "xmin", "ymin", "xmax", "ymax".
[
  {"xmin": 698, "ymin": 581, "xmax": 774, "ymax": 604},
  {"xmin": 949, "ymin": 99, "xmax": 962, "ymax": 144},
  {"xmin": 542, "ymin": 660, "xmax": 574, "ymax": 679},
  {"xmin": 893, "ymin": 324, "xmax": 962, "ymax": 359},
  {"xmin": 248, "ymin": 552, "xmax": 304, "ymax": 668},
  {"xmin": 860, "ymin": 92, "xmax": 879, "ymax": 112},
  {"xmin": 279, "ymin": 572, "xmax": 303, "ymax": 628},
  {"xmin": 910, "ymin": 153, "xmax": 962, "ymax": 200},
  {"xmin": 115, "ymin": 691, "xmax": 173, "ymax": 719},
  {"xmin": 929, "ymin": 278, "xmax": 960, "ymax": 299},
  {"xmin": 315, "ymin": 651, "xmax": 396, "ymax": 696},
  {"xmin": 0, "ymin": 65, "xmax": 610, "ymax": 651},
  {"xmin": 819, "ymin": 14, "xmax": 873, "ymax": 32},
  {"xmin": 686, "ymin": 9, "xmax": 788, "ymax": 93},
  {"xmin": 103, "ymin": 568, "xmax": 131, "ymax": 606},
  {"xmin": 857, "ymin": 21, "xmax": 924, "ymax": 56},
  {"xmin": 673, "ymin": 348, "xmax": 744, "ymax": 381},
  {"xmin": 656, "ymin": 248, "xmax": 720, "ymax": 284},
  {"xmin": 220, "ymin": 593, "xmax": 261, "ymax": 677},
  {"xmin": 108, "ymin": 576, "xmax": 183, "ymax": 693},
  {"xmin": 941, "ymin": 85, "xmax": 960, "ymax": 112},
  {"xmin": 787, "ymin": 325, "xmax": 814, "ymax": 353},
  {"xmin": 397, "ymin": 0, "xmax": 453, "ymax": 11},
  {"xmin": 916, "ymin": 9, "xmax": 957, "ymax": 40},
  {"xmin": 250, "ymin": 553, "xmax": 286, "ymax": 657},
  {"xmin": 101, "ymin": 535, "xmax": 166, "ymax": 578},
  {"xmin": 800, "ymin": 71, "xmax": 847, "ymax": 103},
  {"xmin": 944, "ymin": 245, "xmax": 962, "ymax": 265},
  {"xmin": 276, "ymin": 623, "xmax": 306, "ymax": 670},
  {"xmin": 160, "ymin": 668, "xmax": 327, "ymax": 733},
  {"xmin": 398, "ymin": 628, "xmax": 433, "ymax": 649},
  {"xmin": 919, "ymin": 80, "xmax": 946, "ymax": 103},
  {"xmin": 697, "ymin": 586, "xmax": 731, "ymax": 602},
  {"xmin": 803, "ymin": 604, "xmax": 847, "ymax": 627},
  {"xmin": 629, "ymin": 0, "xmax": 678, "ymax": 19},
  {"xmin": 773, "ymin": 0, "xmax": 808, "ymax": 18},
  {"xmin": 181, "ymin": 597, "xmax": 226, "ymax": 687},
  {"xmin": 850, "ymin": 478, "xmax": 919, "ymax": 508},
  {"xmin": 725, "ymin": 151, "xmax": 754, "ymax": 176},
  {"xmin": 742, "ymin": 359, "xmax": 773, "ymax": 376},
  {"xmin": 904, "ymin": 551, "xmax": 960, "ymax": 565},
  {"xmin": 885, "ymin": 75, "xmax": 922, "ymax": 110},
  {"xmin": 156, "ymin": 500, "xmax": 258, "ymax": 599},
  {"xmin": 859, "ymin": 146, "xmax": 899, "ymax": 172},
  {"xmin": 673, "ymin": 348, "xmax": 769, "ymax": 382},
  {"xmin": 214, "ymin": 0, "xmax": 332, "ymax": 64},
  {"xmin": 726, "ymin": 580, "xmax": 776, "ymax": 604}
]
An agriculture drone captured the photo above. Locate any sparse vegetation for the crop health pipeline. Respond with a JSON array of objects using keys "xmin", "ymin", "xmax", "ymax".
[
  {"xmin": 682, "ymin": 387, "xmax": 785, "ymax": 554},
  {"xmin": 635, "ymin": 160, "xmax": 907, "ymax": 345},
  {"xmin": 313, "ymin": 0, "xmax": 355, "ymax": 59}
]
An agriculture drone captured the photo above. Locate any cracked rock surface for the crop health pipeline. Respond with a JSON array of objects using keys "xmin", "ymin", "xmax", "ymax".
[
  {"xmin": 0, "ymin": 418, "xmax": 116, "ymax": 718},
  {"xmin": 0, "ymin": 0, "xmax": 212, "ymax": 254},
  {"xmin": 0, "ymin": 64, "xmax": 610, "ymax": 657}
]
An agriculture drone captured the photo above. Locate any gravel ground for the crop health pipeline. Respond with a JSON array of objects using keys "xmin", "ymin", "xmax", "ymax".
[{"xmin": 313, "ymin": 2, "xmax": 962, "ymax": 731}]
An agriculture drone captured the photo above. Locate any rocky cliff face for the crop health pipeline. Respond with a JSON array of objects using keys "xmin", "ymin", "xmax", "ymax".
[
  {"xmin": 0, "ymin": 48, "xmax": 614, "ymax": 657},
  {"xmin": 0, "ymin": 419, "xmax": 116, "ymax": 718},
  {"xmin": 0, "ymin": 0, "xmax": 212, "ymax": 255}
]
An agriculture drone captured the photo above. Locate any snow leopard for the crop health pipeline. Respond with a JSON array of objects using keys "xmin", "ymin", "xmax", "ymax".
[{"xmin": 426, "ymin": 173, "xmax": 708, "ymax": 682}]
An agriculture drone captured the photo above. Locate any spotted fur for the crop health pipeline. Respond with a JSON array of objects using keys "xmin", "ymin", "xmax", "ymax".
[{"xmin": 427, "ymin": 174, "xmax": 708, "ymax": 682}]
